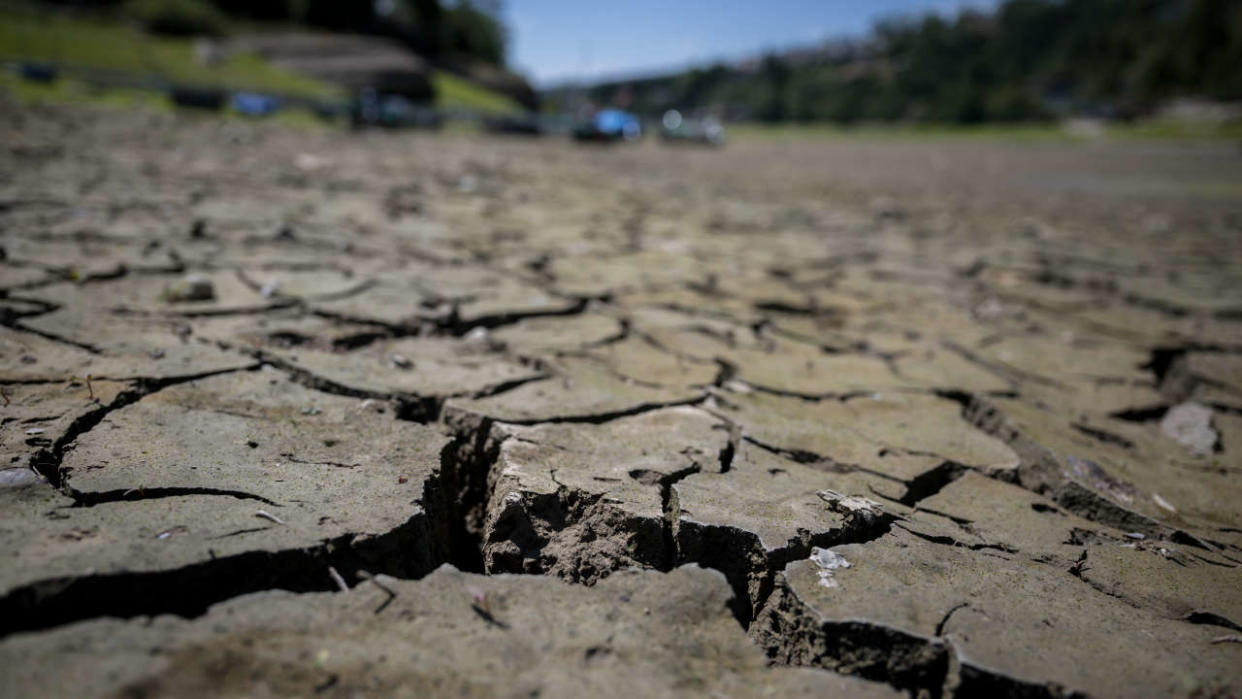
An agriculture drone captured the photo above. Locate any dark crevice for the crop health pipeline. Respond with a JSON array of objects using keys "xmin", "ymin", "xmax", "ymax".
[
  {"xmin": 486, "ymin": 393, "xmax": 708, "ymax": 426},
  {"xmin": 446, "ymin": 297, "xmax": 590, "ymax": 335},
  {"xmin": 646, "ymin": 464, "xmax": 702, "ymax": 572},
  {"xmin": 744, "ymin": 436, "xmax": 906, "ymax": 485},
  {"xmin": 1185, "ymin": 611, "xmax": 1242, "ymax": 633},
  {"xmin": 308, "ymin": 308, "xmax": 420, "ymax": 335},
  {"xmin": 895, "ymin": 522, "xmax": 1017, "ymax": 554},
  {"xmin": 1071, "ymin": 423, "xmax": 1136, "ymax": 450},
  {"xmin": 711, "ymin": 357, "xmax": 738, "ymax": 388},
  {"xmin": 1143, "ymin": 347, "xmax": 1186, "ymax": 385},
  {"xmin": 741, "ymin": 382, "xmax": 876, "ymax": 402},
  {"xmin": 0, "ymin": 294, "xmax": 60, "ymax": 321},
  {"xmin": 581, "ymin": 317, "xmax": 631, "ymax": 349},
  {"xmin": 466, "ymin": 372, "xmax": 553, "ymax": 400},
  {"xmin": 1208, "ymin": 401, "xmax": 1242, "ymax": 417},
  {"xmin": 753, "ymin": 300, "xmax": 847, "ymax": 321},
  {"xmin": 425, "ymin": 420, "xmax": 501, "ymax": 574},
  {"xmin": 265, "ymin": 356, "xmax": 442, "ymax": 423},
  {"xmin": 0, "ymin": 509, "xmax": 440, "ymax": 639},
  {"xmin": 934, "ymin": 602, "xmax": 969, "ymax": 637},
  {"xmin": 68, "ymin": 486, "xmax": 279, "ymax": 507},
  {"xmin": 718, "ymin": 424, "xmax": 738, "ymax": 474},
  {"xmin": 3, "ymin": 320, "xmax": 102, "ymax": 354},
  {"xmin": 1110, "ymin": 405, "xmax": 1168, "ymax": 423},
  {"xmin": 955, "ymin": 662, "xmax": 1085, "ymax": 699},
  {"xmin": 112, "ymin": 300, "xmax": 298, "ymax": 318},
  {"xmin": 898, "ymin": 461, "xmax": 969, "ymax": 506},
  {"xmin": 331, "ymin": 330, "xmax": 393, "ymax": 351}
]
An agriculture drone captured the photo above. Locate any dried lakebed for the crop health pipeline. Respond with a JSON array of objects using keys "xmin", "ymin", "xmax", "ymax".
[{"xmin": 2, "ymin": 104, "xmax": 1242, "ymax": 698}]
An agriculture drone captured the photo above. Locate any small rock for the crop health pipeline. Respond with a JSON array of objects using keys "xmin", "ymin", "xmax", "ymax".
[
  {"xmin": 0, "ymin": 467, "xmax": 42, "ymax": 488},
  {"xmin": 295, "ymin": 153, "xmax": 330, "ymax": 171},
  {"xmin": 817, "ymin": 490, "xmax": 884, "ymax": 520},
  {"xmin": 1160, "ymin": 402, "xmax": 1217, "ymax": 457},
  {"xmin": 162, "ymin": 274, "xmax": 215, "ymax": 303},
  {"xmin": 389, "ymin": 354, "xmax": 413, "ymax": 370}
]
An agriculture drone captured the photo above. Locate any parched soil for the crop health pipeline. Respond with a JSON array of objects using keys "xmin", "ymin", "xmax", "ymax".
[{"xmin": 2, "ymin": 101, "xmax": 1241, "ymax": 698}]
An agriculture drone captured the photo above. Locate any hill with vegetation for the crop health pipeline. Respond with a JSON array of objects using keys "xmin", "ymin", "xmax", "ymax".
[
  {"xmin": 1, "ymin": 0, "xmax": 530, "ymax": 112},
  {"xmin": 547, "ymin": 0, "xmax": 1242, "ymax": 124}
]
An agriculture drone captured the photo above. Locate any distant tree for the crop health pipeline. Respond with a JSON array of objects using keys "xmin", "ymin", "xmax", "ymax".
[
  {"xmin": 299, "ymin": 0, "xmax": 375, "ymax": 31},
  {"xmin": 400, "ymin": 0, "xmax": 445, "ymax": 55},
  {"xmin": 127, "ymin": 0, "xmax": 228, "ymax": 37},
  {"xmin": 443, "ymin": 0, "xmax": 506, "ymax": 65},
  {"xmin": 209, "ymin": 0, "xmax": 291, "ymax": 21},
  {"xmin": 756, "ymin": 53, "xmax": 791, "ymax": 122}
]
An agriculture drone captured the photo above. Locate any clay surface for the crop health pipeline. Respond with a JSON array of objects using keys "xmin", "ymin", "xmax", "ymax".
[{"xmin": 2, "ymin": 102, "xmax": 1241, "ymax": 697}]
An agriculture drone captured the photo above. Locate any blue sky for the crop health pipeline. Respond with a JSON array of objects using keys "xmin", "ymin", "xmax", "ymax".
[{"xmin": 505, "ymin": 0, "xmax": 1000, "ymax": 87}]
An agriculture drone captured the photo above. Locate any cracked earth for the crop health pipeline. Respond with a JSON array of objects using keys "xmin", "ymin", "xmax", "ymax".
[{"xmin": 2, "ymin": 102, "xmax": 1242, "ymax": 698}]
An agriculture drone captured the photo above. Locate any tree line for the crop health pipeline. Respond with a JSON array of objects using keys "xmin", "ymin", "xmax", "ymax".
[
  {"xmin": 86, "ymin": 0, "xmax": 508, "ymax": 67},
  {"xmin": 558, "ymin": 0, "xmax": 1242, "ymax": 124}
]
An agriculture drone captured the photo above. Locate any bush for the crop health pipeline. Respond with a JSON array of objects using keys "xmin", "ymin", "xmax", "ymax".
[{"xmin": 127, "ymin": 0, "xmax": 227, "ymax": 37}]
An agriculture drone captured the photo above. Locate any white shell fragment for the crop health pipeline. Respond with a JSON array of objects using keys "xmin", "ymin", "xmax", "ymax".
[
  {"xmin": 1152, "ymin": 493, "xmax": 1177, "ymax": 514},
  {"xmin": 809, "ymin": 547, "xmax": 851, "ymax": 589}
]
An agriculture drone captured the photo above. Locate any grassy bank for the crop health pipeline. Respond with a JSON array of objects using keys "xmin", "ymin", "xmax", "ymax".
[
  {"xmin": 432, "ymin": 69, "xmax": 521, "ymax": 113},
  {"xmin": 0, "ymin": 8, "xmax": 523, "ymax": 114},
  {"xmin": 1, "ymin": 10, "xmax": 341, "ymax": 99}
]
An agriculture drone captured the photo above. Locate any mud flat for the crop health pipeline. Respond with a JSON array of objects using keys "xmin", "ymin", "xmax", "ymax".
[{"xmin": 2, "ymin": 102, "xmax": 1241, "ymax": 697}]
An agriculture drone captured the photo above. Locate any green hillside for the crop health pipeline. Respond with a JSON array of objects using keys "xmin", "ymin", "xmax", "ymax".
[{"xmin": 0, "ymin": 8, "xmax": 523, "ymax": 114}]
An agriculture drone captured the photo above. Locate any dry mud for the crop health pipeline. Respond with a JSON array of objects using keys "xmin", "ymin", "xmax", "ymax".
[{"xmin": 2, "ymin": 102, "xmax": 1242, "ymax": 698}]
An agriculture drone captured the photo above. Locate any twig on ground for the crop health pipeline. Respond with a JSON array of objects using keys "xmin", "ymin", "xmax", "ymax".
[
  {"xmin": 255, "ymin": 509, "xmax": 285, "ymax": 525},
  {"xmin": 327, "ymin": 566, "xmax": 349, "ymax": 593},
  {"xmin": 358, "ymin": 569, "xmax": 396, "ymax": 614}
]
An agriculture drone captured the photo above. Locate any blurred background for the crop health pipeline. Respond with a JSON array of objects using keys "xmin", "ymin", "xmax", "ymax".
[{"xmin": 1, "ymin": 0, "xmax": 1240, "ymax": 138}]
